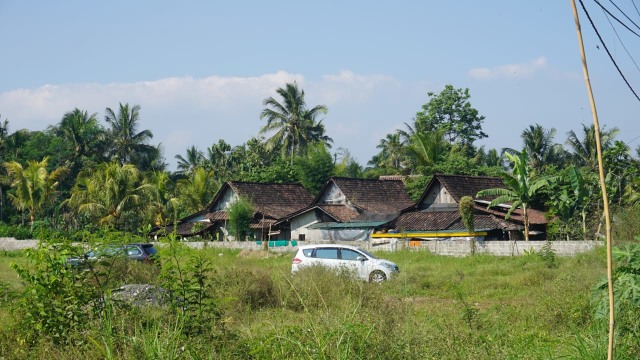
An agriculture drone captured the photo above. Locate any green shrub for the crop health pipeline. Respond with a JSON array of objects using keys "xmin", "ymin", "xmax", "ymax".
[
  {"xmin": 158, "ymin": 238, "xmax": 221, "ymax": 337},
  {"xmin": 10, "ymin": 240, "xmax": 97, "ymax": 345},
  {"xmin": 591, "ymin": 240, "xmax": 640, "ymax": 358}
]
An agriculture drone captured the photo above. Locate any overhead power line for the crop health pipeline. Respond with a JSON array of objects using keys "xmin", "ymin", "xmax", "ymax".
[
  {"xmin": 633, "ymin": 0, "xmax": 640, "ymax": 18},
  {"xmin": 606, "ymin": 0, "xmax": 640, "ymax": 31},
  {"xmin": 579, "ymin": 0, "xmax": 640, "ymax": 102},
  {"xmin": 592, "ymin": 0, "xmax": 640, "ymax": 37},
  {"xmin": 601, "ymin": 4, "xmax": 640, "ymax": 72}
]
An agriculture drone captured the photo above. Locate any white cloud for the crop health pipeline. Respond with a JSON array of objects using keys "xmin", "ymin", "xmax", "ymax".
[
  {"xmin": 0, "ymin": 71, "xmax": 411, "ymax": 169},
  {"xmin": 468, "ymin": 57, "xmax": 548, "ymax": 80}
]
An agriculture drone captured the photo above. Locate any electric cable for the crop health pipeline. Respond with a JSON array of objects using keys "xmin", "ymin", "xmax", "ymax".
[
  {"xmin": 579, "ymin": 0, "xmax": 640, "ymax": 102},
  {"xmin": 592, "ymin": 0, "xmax": 640, "ymax": 37},
  {"xmin": 601, "ymin": 4, "xmax": 640, "ymax": 72},
  {"xmin": 607, "ymin": 0, "xmax": 640, "ymax": 31}
]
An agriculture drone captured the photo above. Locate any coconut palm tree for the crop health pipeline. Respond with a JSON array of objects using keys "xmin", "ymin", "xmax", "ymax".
[
  {"xmin": 476, "ymin": 149, "xmax": 551, "ymax": 241},
  {"xmin": 520, "ymin": 124, "xmax": 564, "ymax": 173},
  {"xmin": 144, "ymin": 170, "xmax": 180, "ymax": 226},
  {"xmin": 4, "ymin": 157, "xmax": 67, "ymax": 226},
  {"xmin": 104, "ymin": 103, "xmax": 156, "ymax": 167},
  {"xmin": 374, "ymin": 133, "xmax": 406, "ymax": 170},
  {"xmin": 52, "ymin": 109, "xmax": 105, "ymax": 163},
  {"xmin": 175, "ymin": 167, "xmax": 219, "ymax": 215},
  {"xmin": 566, "ymin": 123, "xmax": 618, "ymax": 170},
  {"xmin": 66, "ymin": 162, "xmax": 152, "ymax": 229},
  {"xmin": 406, "ymin": 128, "xmax": 449, "ymax": 168},
  {"xmin": 175, "ymin": 146, "xmax": 204, "ymax": 175},
  {"xmin": 259, "ymin": 82, "xmax": 331, "ymax": 161}
]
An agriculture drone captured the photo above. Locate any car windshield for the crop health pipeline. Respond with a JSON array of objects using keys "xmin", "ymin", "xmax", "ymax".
[
  {"xmin": 357, "ymin": 248, "xmax": 378, "ymax": 259},
  {"xmin": 143, "ymin": 245, "xmax": 158, "ymax": 256}
]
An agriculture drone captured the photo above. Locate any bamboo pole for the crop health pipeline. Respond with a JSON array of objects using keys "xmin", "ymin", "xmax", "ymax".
[{"xmin": 569, "ymin": 1, "xmax": 615, "ymax": 359}]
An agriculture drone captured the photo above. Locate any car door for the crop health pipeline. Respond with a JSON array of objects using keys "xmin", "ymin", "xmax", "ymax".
[
  {"xmin": 313, "ymin": 247, "xmax": 341, "ymax": 272},
  {"xmin": 339, "ymin": 248, "xmax": 371, "ymax": 280}
]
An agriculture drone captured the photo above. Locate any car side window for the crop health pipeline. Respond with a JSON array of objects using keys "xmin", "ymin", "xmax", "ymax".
[
  {"xmin": 314, "ymin": 248, "xmax": 338, "ymax": 259},
  {"xmin": 125, "ymin": 246, "xmax": 142, "ymax": 256},
  {"xmin": 340, "ymin": 249, "xmax": 361, "ymax": 261},
  {"xmin": 302, "ymin": 249, "xmax": 314, "ymax": 257}
]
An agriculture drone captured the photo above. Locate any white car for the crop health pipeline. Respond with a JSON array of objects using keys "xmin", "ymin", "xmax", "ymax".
[{"xmin": 291, "ymin": 244, "xmax": 399, "ymax": 282}]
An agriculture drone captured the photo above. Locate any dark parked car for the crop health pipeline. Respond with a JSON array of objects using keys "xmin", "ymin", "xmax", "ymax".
[{"xmin": 67, "ymin": 243, "xmax": 158, "ymax": 267}]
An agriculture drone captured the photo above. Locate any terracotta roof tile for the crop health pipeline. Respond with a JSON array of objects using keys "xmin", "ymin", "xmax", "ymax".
[
  {"xmin": 435, "ymin": 174, "xmax": 505, "ymax": 202},
  {"xmin": 390, "ymin": 211, "xmax": 522, "ymax": 232},
  {"xmin": 318, "ymin": 204, "xmax": 360, "ymax": 222},
  {"xmin": 226, "ymin": 181, "xmax": 313, "ymax": 218},
  {"xmin": 206, "ymin": 211, "xmax": 228, "ymax": 221},
  {"xmin": 474, "ymin": 204, "xmax": 548, "ymax": 225},
  {"xmin": 326, "ymin": 177, "xmax": 414, "ymax": 212}
]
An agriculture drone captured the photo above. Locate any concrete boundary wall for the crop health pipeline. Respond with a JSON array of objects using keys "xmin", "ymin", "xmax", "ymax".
[
  {"xmin": 0, "ymin": 237, "xmax": 602, "ymax": 257},
  {"xmin": 406, "ymin": 239, "xmax": 602, "ymax": 257}
]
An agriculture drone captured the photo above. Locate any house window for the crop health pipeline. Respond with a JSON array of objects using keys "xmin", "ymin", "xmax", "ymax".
[{"xmin": 298, "ymin": 233, "xmax": 306, "ymax": 241}]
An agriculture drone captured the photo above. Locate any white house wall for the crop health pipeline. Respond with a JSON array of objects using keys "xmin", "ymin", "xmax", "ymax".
[
  {"xmin": 419, "ymin": 181, "xmax": 454, "ymax": 210},
  {"xmin": 290, "ymin": 211, "xmax": 325, "ymax": 242},
  {"xmin": 214, "ymin": 188, "xmax": 237, "ymax": 211},
  {"xmin": 318, "ymin": 183, "xmax": 347, "ymax": 205}
]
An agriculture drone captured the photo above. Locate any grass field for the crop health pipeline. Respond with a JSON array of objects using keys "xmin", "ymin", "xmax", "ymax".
[{"xmin": 0, "ymin": 244, "xmax": 619, "ymax": 359}]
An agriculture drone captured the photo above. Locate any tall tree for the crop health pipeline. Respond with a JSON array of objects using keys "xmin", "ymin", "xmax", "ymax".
[
  {"xmin": 414, "ymin": 85, "xmax": 487, "ymax": 148},
  {"xmin": 104, "ymin": 103, "xmax": 156, "ymax": 167},
  {"xmin": 175, "ymin": 146, "xmax": 204, "ymax": 175},
  {"xmin": 406, "ymin": 128, "xmax": 449, "ymax": 169},
  {"xmin": 373, "ymin": 133, "xmax": 406, "ymax": 170},
  {"xmin": 259, "ymin": 82, "xmax": 331, "ymax": 161},
  {"xmin": 295, "ymin": 144, "xmax": 334, "ymax": 195},
  {"xmin": 476, "ymin": 149, "xmax": 551, "ymax": 241},
  {"xmin": 0, "ymin": 116, "xmax": 9, "ymax": 153},
  {"xmin": 334, "ymin": 148, "xmax": 363, "ymax": 178},
  {"xmin": 145, "ymin": 170, "xmax": 180, "ymax": 226},
  {"xmin": 0, "ymin": 117, "xmax": 9, "ymax": 222},
  {"xmin": 566, "ymin": 123, "xmax": 618, "ymax": 170},
  {"xmin": 51, "ymin": 109, "xmax": 105, "ymax": 164},
  {"xmin": 4, "ymin": 157, "xmax": 67, "ymax": 226},
  {"xmin": 66, "ymin": 162, "xmax": 152, "ymax": 230},
  {"xmin": 519, "ymin": 124, "xmax": 564, "ymax": 173},
  {"xmin": 175, "ymin": 167, "xmax": 219, "ymax": 215}
]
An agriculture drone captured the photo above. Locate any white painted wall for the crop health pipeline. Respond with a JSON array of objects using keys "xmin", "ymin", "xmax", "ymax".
[{"xmin": 290, "ymin": 211, "xmax": 325, "ymax": 242}]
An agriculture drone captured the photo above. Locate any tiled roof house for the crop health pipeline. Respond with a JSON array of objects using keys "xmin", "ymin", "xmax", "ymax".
[
  {"xmin": 379, "ymin": 174, "xmax": 548, "ymax": 240},
  {"xmin": 153, "ymin": 181, "xmax": 313, "ymax": 240},
  {"xmin": 276, "ymin": 177, "xmax": 414, "ymax": 242}
]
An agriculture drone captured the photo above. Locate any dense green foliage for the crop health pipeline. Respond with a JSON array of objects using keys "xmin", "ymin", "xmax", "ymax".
[
  {"xmin": 1, "ymin": 83, "xmax": 640, "ymax": 243},
  {"xmin": 227, "ymin": 197, "xmax": 254, "ymax": 241},
  {"xmin": 2, "ymin": 238, "xmax": 640, "ymax": 359}
]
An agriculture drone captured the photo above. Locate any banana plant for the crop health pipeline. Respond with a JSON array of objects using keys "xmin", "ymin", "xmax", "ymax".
[{"xmin": 477, "ymin": 149, "xmax": 552, "ymax": 241}]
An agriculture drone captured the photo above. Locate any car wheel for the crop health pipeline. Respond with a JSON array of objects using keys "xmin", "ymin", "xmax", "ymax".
[{"xmin": 369, "ymin": 270, "xmax": 387, "ymax": 283}]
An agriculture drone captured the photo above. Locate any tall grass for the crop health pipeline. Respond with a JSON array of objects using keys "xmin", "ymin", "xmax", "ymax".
[{"xmin": 0, "ymin": 245, "xmax": 615, "ymax": 359}]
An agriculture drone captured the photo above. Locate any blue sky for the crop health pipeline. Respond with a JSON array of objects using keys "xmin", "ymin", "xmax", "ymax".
[{"xmin": 2, "ymin": 1, "xmax": 639, "ymax": 169}]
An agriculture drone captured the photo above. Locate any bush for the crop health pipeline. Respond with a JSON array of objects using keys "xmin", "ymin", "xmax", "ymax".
[
  {"xmin": 0, "ymin": 224, "xmax": 33, "ymax": 240},
  {"xmin": 591, "ymin": 240, "xmax": 640, "ymax": 358}
]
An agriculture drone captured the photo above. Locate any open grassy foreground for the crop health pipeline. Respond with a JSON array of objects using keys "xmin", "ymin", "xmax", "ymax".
[{"xmin": 0, "ymin": 244, "xmax": 622, "ymax": 359}]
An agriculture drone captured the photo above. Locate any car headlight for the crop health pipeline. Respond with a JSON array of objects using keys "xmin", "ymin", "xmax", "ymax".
[{"xmin": 381, "ymin": 262, "xmax": 399, "ymax": 272}]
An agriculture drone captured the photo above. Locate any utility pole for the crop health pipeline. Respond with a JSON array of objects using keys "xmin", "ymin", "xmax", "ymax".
[{"xmin": 569, "ymin": 1, "xmax": 615, "ymax": 359}]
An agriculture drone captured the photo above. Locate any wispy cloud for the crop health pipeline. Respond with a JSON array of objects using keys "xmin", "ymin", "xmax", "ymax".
[
  {"xmin": 0, "ymin": 71, "xmax": 412, "ymax": 167},
  {"xmin": 468, "ymin": 57, "xmax": 548, "ymax": 80}
]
